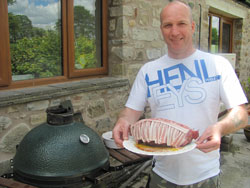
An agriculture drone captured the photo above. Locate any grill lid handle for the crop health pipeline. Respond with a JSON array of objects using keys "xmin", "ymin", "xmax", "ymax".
[{"xmin": 46, "ymin": 100, "xmax": 74, "ymax": 125}]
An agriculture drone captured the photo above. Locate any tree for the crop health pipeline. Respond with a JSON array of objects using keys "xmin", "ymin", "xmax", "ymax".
[
  {"xmin": 11, "ymin": 30, "xmax": 62, "ymax": 78},
  {"xmin": 8, "ymin": 8, "xmax": 60, "ymax": 78},
  {"xmin": 211, "ymin": 28, "xmax": 219, "ymax": 45},
  {"xmin": 8, "ymin": 13, "xmax": 19, "ymax": 43},
  {"xmin": 8, "ymin": 4, "xmax": 97, "ymax": 78},
  {"xmin": 7, "ymin": 0, "xmax": 16, "ymax": 5},
  {"xmin": 74, "ymin": 6, "xmax": 95, "ymax": 39},
  {"xmin": 73, "ymin": 6, "xmax": 97, "ymax": 69},
  {"xmin": 8, "ymin": 14, "xmax": 34, "ymax": 42}
]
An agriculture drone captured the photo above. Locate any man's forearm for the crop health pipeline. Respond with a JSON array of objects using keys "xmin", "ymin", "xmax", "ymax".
[
  {"xmin": 118, "ymin": 107, "xmax": 143, "ymax": 125},
  {"xmin": 217, "ymin": 104, "xmax": 248, "ymax": 136}
]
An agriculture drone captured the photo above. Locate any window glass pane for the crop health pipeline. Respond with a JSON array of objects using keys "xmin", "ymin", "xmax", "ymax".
[
  {"xmin": 74, "ymin": 0, "xmax": 101, "ymax": 70},
  {"xmin": 211, "ymin": 16, "xmax": 220, "ymax": 53},
  {"xmin": 222, "ymin": 23, "xmax": 231, "ymax": 53},
  {"xmin": 8, "ymin": 0, "xmax": 62, "ymax": 81}
]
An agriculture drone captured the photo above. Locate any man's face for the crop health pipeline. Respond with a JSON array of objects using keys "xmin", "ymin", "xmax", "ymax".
[{"xmin": 160, "ymin": 3, "xmax": 195, "ymax": 59}]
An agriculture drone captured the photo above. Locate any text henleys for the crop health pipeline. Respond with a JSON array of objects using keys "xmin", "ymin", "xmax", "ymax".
[{"xmin": 145, "ymin": 59, "xmax": 221, "ymax": 110}]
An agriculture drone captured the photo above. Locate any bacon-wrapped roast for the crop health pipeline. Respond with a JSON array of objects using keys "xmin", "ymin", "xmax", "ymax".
[{"xmin": 130, "ymin": 118, "xmax": 199, "ymax": 148}]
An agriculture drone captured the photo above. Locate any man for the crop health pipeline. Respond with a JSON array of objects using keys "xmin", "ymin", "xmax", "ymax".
[{"xmin": 113, "ymin": 1, "xmax": 248, "ymax": 187}]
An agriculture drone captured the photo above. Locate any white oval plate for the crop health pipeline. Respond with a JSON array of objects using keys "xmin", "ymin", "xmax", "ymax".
[{"xmin": 123, "ymin": 137, "xmax": 196, "ymax": 156}]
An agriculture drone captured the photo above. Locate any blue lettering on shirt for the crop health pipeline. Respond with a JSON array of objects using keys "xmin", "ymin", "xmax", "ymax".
[{"xmin": 145, "ymin": 59, "xmax": 220, "ymax": 111}]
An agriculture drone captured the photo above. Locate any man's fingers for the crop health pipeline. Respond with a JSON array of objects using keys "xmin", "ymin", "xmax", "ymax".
[
  {"xmin": 112, "ymin": 131, "xmax": 123, "ymax": 146},
  {"xmin": 112, "ymin": 127, "xmax": 129, "ymax": 147},
  {"xmin": 196, "ymin": 139, "xmax": 220, "ymax": 153},
  {"xmin": 196, "ymin": 131, "xmax": 210, "ymax": 144}
]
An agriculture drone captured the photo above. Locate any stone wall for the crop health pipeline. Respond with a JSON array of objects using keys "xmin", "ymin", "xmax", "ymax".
[{"xmin": 237, "ymin": 10, "xmax": 250, "ymax": 81}]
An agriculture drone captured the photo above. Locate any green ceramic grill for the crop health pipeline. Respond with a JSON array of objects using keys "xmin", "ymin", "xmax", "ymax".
[{"xmin": 13, "ymin": 100, "xmax": 109, "ymax": 188}]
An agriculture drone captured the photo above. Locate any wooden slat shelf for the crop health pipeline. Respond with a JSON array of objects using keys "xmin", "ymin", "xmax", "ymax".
[{"xmin": 107, "ymin": 148, "xmax": 152, "ymax": 165}]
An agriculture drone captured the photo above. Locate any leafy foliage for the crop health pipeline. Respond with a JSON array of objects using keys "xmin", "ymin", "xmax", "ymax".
[
  {"xmin": 74, "ymin": 6, "xmax": 95, "ymax": 39},
  {"xmin": 211, "ymin": 28, "xmax": 218, "ymax": 45},
  {"xmin": 8, "ymin": 3, "xmax": 97, "ymax": 80},
  {"xmin": 73, "ymin": 6, "xmax": 97, "ymax": 69},
  {"xmin": 75, "ymin": 36, "xmax": 96, "ymax": 69},
  {"xmin": 10, "ymin": 30, "xmax": 62, "ymax": 78}
]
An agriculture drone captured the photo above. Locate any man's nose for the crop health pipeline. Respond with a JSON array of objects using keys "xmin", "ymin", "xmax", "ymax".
[{"xmin": 170, "ymin": 25, "xmax": 180, "ymax": 36}]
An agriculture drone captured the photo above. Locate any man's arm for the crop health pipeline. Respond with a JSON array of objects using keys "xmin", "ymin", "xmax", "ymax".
[
  {"xmin": 112, "ymin": 107, "xmax": 143, "ymax": 147},
  {"xmin": 196, "ymin": 104, "xmax": 248, "ymax": 153}
]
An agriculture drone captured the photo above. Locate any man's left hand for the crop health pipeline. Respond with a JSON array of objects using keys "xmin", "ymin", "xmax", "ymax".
[{"xmin": 196, "ymin": 124, "xmax": 222, "ymax": 153}]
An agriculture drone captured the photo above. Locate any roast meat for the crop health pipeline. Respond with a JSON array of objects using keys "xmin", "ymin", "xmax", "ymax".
[{"xmin": 130, "ymin": 118, "xmax": 199, "ymax": 147}]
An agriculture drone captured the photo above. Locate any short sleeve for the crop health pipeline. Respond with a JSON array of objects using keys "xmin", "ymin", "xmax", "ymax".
[
  {"xmin": 219, "ymin": 57, "xmax": 248, "ymax": 109},
  {"xmin": 125, "ymin": 67, "xmax": 148, "ymax": 111}
]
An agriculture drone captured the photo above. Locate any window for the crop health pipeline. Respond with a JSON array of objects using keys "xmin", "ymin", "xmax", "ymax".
[
  {"xmin": 208, "ymin": 13, "xmax": 233, "ymax": 53},
  {"xmin": 0, "ymin": 0, "xmax": 107, "ymax": 89}
]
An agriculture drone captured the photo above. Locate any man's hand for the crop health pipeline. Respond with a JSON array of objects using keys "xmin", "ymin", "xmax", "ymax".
[
  {"xmin": 112, "ymin": 118, "xmax": 131, "ymax": 147},
  {"xmin": 196, "ymin": 124, "xmax": 222, "ymax": 153},
  {"xmin": 112, "ymin": 107, "xmax": 143, "ymax": 147},
  {"xmin": 196, "ymin": 104, "xmax": 248, "ymax": 153}
]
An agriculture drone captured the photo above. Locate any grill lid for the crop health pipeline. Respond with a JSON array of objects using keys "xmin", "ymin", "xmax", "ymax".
[{"xmin": 13, "ymin": 100, "xmax": 109, "ymax": 186}]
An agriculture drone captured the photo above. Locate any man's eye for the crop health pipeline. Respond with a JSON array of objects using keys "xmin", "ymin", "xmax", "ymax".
[
  {"xmin": 163, "ymin": 24, "xmax": 171, "ymax": 28},
  {"xmin": 179, "ymin": 22, "xmax": 187, "ymax": 26}
]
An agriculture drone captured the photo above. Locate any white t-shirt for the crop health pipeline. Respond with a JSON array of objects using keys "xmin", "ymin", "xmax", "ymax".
[{"xmin": 126, "ymin": 50, "xmax": 248, "ymax": 185}]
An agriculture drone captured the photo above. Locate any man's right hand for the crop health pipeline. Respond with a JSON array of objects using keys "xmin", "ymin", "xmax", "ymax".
[
  {"xmin": 112, "ymin": 118, "xmax": 131, "ymax": 147},
  {"xmin": 112, "ymin": 107, "xmax": 143, "ymax": 147}
]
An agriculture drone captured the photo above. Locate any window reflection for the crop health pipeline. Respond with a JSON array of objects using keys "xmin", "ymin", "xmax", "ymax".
[
  {"xmin": 8, "ymin": 0, "xmax": 62, "ymax": 81},
  {"xmin": 211, "ymin": 16, "xmax": 220, "ymax": 53},
  {"xmin": 74, "ymin": 0, "xmax": 101, "ymax": 70}
]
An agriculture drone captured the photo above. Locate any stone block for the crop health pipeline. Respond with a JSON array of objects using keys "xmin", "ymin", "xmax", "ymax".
[
  {"xmin": 96, "ymin": 118, "xmax": 112, "ymax": 133},
  {"xmin": 110, "ymin": 6, "xmax": 123, "ymax": 17},
  {"xmin": 129, "ymin": 19, "xmax": 136, "ymax": 27},
  {"xmin": 115, "ymin": 17, "xmax": 129, "ymax": 38},
  {"xmin": 0, "ymin": 123, "xmax": 30, "ymax": 153},
  {"xmin": 87, "ymin": 100, "xmax": 106, "ymax": 118},
  {"xmin": 113, "ymin": 0, "xmax": 122, "ymax": 6},
  {"xmin": 146, "ymin": 48, "xmax": 162, "ymax": 60},
  {"xmin": 109, "ymin": 95, "xmax": 126, "ymax": 111},
  {"xmin": 109, "ymin": 19, "xmax": 116, "ymax": 31},
  {"xmin": 123, "ymin": 5, "xmax": 135, "ymax": 16},
  {"xmin": 111, "ymin": 46, "xmax": 135, "ymax": 61},
  {"xmin": 152, "ymin": 18, "xmax": 160, "ymax": 27},
  {"xmin": 30, "ymin": 112, "xmax": 47, "ymax": 127},
  {"xmin": 221, "ymin": 135, "xmax": 233, "ymax": 144},
  {"xmin": 220, "ymin": 135, "xmax": 233, "ymax": 152},
  {"xmin": 132, "ymin": 28, "xmax": 159, "ymax": 41},
  {"xmin": 27, "ymin": 100, "xmax": 49, "ymax": 111},
  {"xmin": 0, "ymin": 116, "xmax": 11, "ymax": 133},
  {"xmin": 110, "ymin": 63, "xmax": 126, "ymax": 76},
  {"xmin": 7, "ymin": 106, "xmax": 19, "ymax": 113},
  {"xmin": 220, "ymin": 142, "xmax": 231, "ymax": 152}
]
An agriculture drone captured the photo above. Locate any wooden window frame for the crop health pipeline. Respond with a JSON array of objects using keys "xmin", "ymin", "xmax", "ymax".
[
  {"xmin": 67, "ymin": 0, "xmax": 108, "ymax": 78},
  {"xmin": 0, "ymin": 0, "xmax": 108, "ymax": 90},
  {"xmin": 0, "ymin": 1, "xmax": 11, "ymax": 86},
  {"xmin": 208, "ymin": 12, "xmax": 233, "ymax": 53}
]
